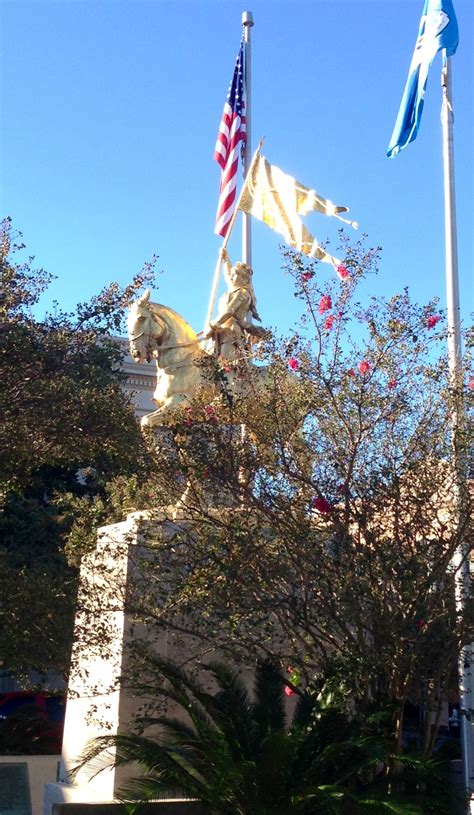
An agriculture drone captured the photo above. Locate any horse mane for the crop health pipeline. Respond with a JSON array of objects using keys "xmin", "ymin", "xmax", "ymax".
[{"xmin": 150, "ymin": 302, "xmax": 199, "ymax": 344}]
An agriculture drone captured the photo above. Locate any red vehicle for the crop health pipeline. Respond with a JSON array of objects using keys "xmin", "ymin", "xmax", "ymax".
[{"xmin": 0, "ymin": 691, "xmax": 65, "ymax": 754}]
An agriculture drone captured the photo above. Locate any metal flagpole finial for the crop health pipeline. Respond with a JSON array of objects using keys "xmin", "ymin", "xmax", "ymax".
[{"xmin": 242, "ymin": 11, "xmax": 254, "ymax": 27}]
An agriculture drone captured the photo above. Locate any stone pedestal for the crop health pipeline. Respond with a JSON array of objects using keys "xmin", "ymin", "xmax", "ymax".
[
  {"xmin": 44, "ymin": 510, "xmax": 178, "ymax": 814},
  {"xmin": 43, "ymin": 418, "xmax": 247, "ymax": 815}
]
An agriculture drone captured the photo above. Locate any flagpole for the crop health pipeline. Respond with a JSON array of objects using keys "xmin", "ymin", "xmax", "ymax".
[
  {"xmin": 204, "ymin": 13, "xmax": 254, "ymax": 339},
  {"xmin": 203, "ymin": 249, "xmax": 225, "ymax": 337},
  {"xmin": 441, "ymin": 56, "xmax": 462, "ymax": 377},
  {"xmin": 242, "ymin": 11, "xmax": 254, "ymax": 268},
  {"xmin": 441, "ymin": 53, "xmax": 472, "ymax": 800}
]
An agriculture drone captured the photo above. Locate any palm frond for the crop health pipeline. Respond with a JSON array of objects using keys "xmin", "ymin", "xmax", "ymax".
[
  {"xmin": 355, "ymin": 798, "xmax": 422, "ymax": 815},
  {"xmin": 290, "ymin": 689, "xmax": 318, "ymax": 732},
  {"xmin": 77, "ymin": 659, "xmax": 457, "ymax": 815},
  {"xmin": 132, "ymin": 656, "xmax": 244, "ymax": 748},
  {"xmin": 72, "ymin": 734, "xmax": 118, "ymax": 781},
  {"xmin": 252, "ymin": 660, "xmax": 286, "ymax": 741},
  {"xmin": 296, "ymin": 784, "xmax": 423, "ymax": 815},
  {"xmin": 202, "ymin": 661, "xmax": 257, "ymax": 760},
  {"xmin": 139, "ymin": 714, "xmax": 200, "ymax": 744}
]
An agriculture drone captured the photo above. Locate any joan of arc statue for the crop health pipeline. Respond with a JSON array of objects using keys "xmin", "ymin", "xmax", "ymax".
[{"xmin": 205, "ymin": 248, "xmax": 264, "ymax": 362}]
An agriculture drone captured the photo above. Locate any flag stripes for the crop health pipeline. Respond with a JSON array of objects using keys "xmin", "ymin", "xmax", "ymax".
[{"xmin": 214, "ymin": 41, "xmax": 246, "ymax": 238}]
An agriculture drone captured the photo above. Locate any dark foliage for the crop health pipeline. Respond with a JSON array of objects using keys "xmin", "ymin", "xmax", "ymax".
[
  {"xmin": 78, "ymin": 657, "xmax": 460, "ymax": 814},
  {"xmin": 0, "ymin": 219, "xmax": 155, "ymax": 678}
]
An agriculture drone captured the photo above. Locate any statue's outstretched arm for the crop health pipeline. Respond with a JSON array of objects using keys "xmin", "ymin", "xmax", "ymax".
[{"xmin": 221, "ymin": 246, "xmax": 232, "ymax": 276}]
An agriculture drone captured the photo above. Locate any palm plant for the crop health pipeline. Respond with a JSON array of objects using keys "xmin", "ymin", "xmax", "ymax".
[{"xmin": 78, "ymin": 657, "xmax": 457, "ymax": 815}]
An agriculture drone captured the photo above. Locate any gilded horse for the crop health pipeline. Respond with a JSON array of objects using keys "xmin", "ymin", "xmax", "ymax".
[
  {"xmin": 127, "ymin": 290, "xmax": 212, "ymax": 427},
  {"xmin": 128, "ymin": 289, "xmax": 285, "ymax": 430}
]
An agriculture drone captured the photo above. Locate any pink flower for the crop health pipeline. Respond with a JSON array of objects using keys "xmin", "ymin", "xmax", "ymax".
[
  {"xmin": 347, "ymin": 368, "xmax": 356, "ymax": 377},
  {"xmin": 358, "ymin": 360, "xmax": 370, "ymax": 375},
  {"xmin": 318, "ymin": 294, "xmax": 332, "ymax": 314},
  {"xmin": 301, "ymin": 271, "xmax": 314, "ymax": 282},
  {"xmin": 468, "ymin": 377, "xmax": 474, "ymax": 391},
  {"xmin": 284, "ymin": 685, "xmax": 295, "ymax": 696},
  {"xmin": 288, "ymin": 357, "xmax": 299, "ymax": 371},
  {"xmin": 323, "ymin": 314, "xmax": 335, "ymax": 331},
  {"xmin": 337, "ymin": 264, "xmax": 350, "ymax": 280},
  {"xmin": 417, "ymin": 619, "xmax": 426, "ymax": 629},
  {"xmin": 426, "ymin": 314, "xmax": 441, "ymax": 329},
  {"xmin": 205, "ymin": 405, "xmax": 217, "ymax": 422},
  {"xmin": 312, "ymin": 496, "xmax": 333, "ymax": 514},
  {"xmin": 388, "ymin": 379, "xmax": 397, "ymax": 390}
]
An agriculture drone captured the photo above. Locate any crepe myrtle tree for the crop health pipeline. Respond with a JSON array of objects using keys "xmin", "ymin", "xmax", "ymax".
[
  {"xmin": 0, "ymin": 219, "xmax": 156, "ymax": 679},
  {"xmin": 68, "ymin": 235, "xmax": 473, "ymax": 755}
]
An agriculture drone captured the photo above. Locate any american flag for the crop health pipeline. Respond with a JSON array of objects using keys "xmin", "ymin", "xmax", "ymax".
[{"xmin": 214, "ymin": 41, "xmax": 246, "ymax": 238}]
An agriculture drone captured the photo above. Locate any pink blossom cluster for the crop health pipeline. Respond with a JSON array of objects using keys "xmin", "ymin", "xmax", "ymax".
[
  {"xmin": 426, "ymin": 314, "xmax": 441, "ymax": 329},
  {"xmin": 312, "ymin": 496, "xmax": 333, "ymax": 514},
  {"xmin": 347, "ymin": 361, "xmax": 370, "ymax": 376},
  {"xmin": 301, "ymin": 270, "xmax": 314, "ymax": 283},
  {"xmin": 318, "ymin": 295, "xmax": 332, "ymax": 314},
  {"xmin": 337, "ymin": 265, "xmax": 350, "ymax": 280}
]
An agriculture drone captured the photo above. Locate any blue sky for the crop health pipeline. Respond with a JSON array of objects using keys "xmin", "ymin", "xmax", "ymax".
[{"xmin": 1, "ymin": 0, "xmax": 472, "ymax": 338}]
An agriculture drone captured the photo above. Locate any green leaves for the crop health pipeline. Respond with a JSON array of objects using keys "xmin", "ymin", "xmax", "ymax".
[
  {"xmin": 78, "ymin": 659, "xmax": 456, "ymax": 814},
  {"xmin": 108, "ymin": 237, "xmax": 472, "ymax": 750},
  {"xmin": 0, "ymin": 220, "xmax": 156, "ymax": 678}
]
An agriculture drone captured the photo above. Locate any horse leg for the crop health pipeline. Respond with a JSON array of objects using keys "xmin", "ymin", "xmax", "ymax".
[
  {"xmin": 141, "ymin": 393, "xmax": 193, "ymax": 428},
  {"xmin": 141, "ymin": 409, "xmax": 168, "ymax": 429}
]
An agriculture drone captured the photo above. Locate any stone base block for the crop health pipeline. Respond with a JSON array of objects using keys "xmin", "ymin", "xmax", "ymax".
[
  {"xmin": 44, "ymin": 782, "xmax": 116, "ymax": 815},
  {"xmin": 44, "ymin": 788, "xmax": 204, "ymax": 815}
]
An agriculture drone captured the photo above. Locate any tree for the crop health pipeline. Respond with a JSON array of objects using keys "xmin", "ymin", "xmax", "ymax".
[
  {"xmin": 69, "ymin": 236, "xmax": 472, "ymax": 757},
  {"xmin": 78, "ymin": 656, "xmax": 456, "ymax": 814},
  {"xmin": 0, "ymin": 218, "xmax": 155, "ymax": 680}
]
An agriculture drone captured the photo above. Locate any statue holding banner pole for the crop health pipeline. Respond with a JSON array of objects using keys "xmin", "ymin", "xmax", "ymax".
[{"xmin": 204, "ymin": 247, "xmax": 265, "ymax": 363}]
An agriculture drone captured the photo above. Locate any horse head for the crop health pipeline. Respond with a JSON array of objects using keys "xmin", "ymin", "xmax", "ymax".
[{"xmin": 127, "ymin": 289, "xmax": 167, "ymax": 363}]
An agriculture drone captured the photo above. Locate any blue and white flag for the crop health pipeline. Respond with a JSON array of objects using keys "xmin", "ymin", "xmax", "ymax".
[{"xmin": 387, "ymin": 0, "xmax": 459, "ymax": 158}]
